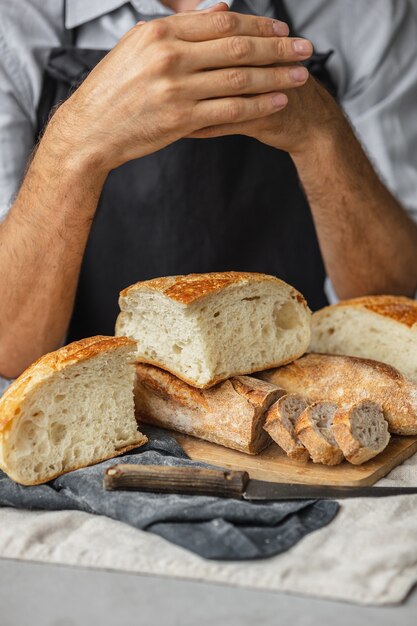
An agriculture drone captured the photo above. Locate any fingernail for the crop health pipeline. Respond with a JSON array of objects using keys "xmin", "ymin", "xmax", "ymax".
[
  {"xmin": 272, "ymin": 93, "xmax": 288, "ymax": 109},
  {"xmin": 272, "ymin": 20, "xmax": 289, "ymax": 37},
  {"xmin": 289, "ymin": 66, "xmax": 309, "ymax": 82},
  {"xmin": 292, "ymin": 39, "xmax": 313, "ymax": 55}
]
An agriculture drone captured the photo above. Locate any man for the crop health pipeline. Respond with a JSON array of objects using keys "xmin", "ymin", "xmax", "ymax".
[{"xmin": 1, "ymin": 0, "xmax": 417, "ymax": 382}]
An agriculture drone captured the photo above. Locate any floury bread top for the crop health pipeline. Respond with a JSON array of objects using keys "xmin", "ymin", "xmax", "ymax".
[{"xmin": 116, "ymin": 272, "xmax": 312, "ymax": 388}]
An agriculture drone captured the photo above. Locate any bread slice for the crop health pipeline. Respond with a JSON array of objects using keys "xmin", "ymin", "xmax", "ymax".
[
  {"xmin": 264, "ymin": 394, "xmax": 309, "ymax": 461},
  {"xmin": 310, "ymin": 296, "xmax": 417, "ymax": 382},
  {"xmin": 134, "ymin": 363, "xmax": 284, "ymax": 454},
  {"xmin": 295, "ymin": 402, "xmax": 344, "ymax": 465},
  {"xmin": 333, "ymin": 400, "xmax": 390, "ymax": 465},
  {"xmin": 258, "ymin": 353, "xmax": 417, "ymax": 435},
  {"xmin": 0, "ymin": 336, "xmax": 147, "ymax": 486},
  {"xmin": 116, "ymin": 272, "xmax": 311, "ymax": 388}
]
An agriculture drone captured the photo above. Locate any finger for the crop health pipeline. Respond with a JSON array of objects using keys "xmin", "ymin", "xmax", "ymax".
[
  {"xmin": 171, "ymin": 10, "xmax": 289, "ymax": 42},
  {"xmin": 190, "ymin": 35, "xmax": 313, "ymax": 70},
  {"xmin": 186, "ymin": 64, "xmax": 309, "ymax": 99},
  {"xmin": 188, "ymin": 124, "xmax": 244, "ymax": 139},
  {"xmin": 192, "ymin": 91, "xmax": 288, "ymax": 128},
  {"xmin": 175, "ymin": 1, "xmax": 229, "ymax": 13},
  {"xmin": 204, "ymin": 2, "xmax": 230, "ymax": 12}
]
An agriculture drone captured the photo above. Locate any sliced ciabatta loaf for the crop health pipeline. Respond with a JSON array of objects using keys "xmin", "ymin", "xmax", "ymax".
[
  {"xmin": 0, "ymin": 336, "xmax": 147, "ymax": 486},
  {"xmin": 310, "ymin": 296, "xmax": 417, "ymax": 382},
  {"xmin": 134, "ymin": 363, "xmax": 284, "ymax": 454},
  {"xmin": 116, "ymin": 272, "xmax": 311, "ymax": 388},
  {"xmin": 333, "ymin": 400, "xmax": 390, "ymax": 465},
  {"xmin": 295, "ymin": 402, "xmax": 343, "ymax": 465},
  {"xmin": 264, "ymin": 394, "xmax": 309, "ymax": 461},
  {"xmin": 258, "ymin": 353, "xmax": 417, "ymax": 435}
]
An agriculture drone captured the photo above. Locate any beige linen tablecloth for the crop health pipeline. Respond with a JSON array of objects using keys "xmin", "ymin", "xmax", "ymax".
[{"xmin": 1, "ymin": 453, "xmax": 417, "ymax": 606}]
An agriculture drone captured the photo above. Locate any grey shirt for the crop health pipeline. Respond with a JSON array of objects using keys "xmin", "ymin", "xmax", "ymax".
[
  {"xmin": 1, "ymin": 0, "xmax": 417, "ymax": 222},
  {"xmin": 1, "ymin": 0, "xmax": 417, "ymax": 393}
]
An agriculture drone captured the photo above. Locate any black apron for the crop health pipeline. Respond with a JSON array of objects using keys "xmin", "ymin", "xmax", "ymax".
[{"xmin": 37, "ymin": 0, "xmax": 337, "ymax": 341}]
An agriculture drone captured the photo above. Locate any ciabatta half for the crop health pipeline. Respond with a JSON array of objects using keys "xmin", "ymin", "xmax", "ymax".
[
  {"xmin": 116, "ymin": 272, "xmax": 311, "ymax": 388},
  {"xmin": 0, "ymin": 336, "xmax": 147, "ymax": 485},
  {"xmin": 310, "ymin": 296, "xmax": 417, "ymax": 382}
]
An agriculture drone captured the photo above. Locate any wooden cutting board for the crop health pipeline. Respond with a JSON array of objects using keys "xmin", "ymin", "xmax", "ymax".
[{"xmin": 173, "ymin": 433, "xmax": 417, "ymax": 487}]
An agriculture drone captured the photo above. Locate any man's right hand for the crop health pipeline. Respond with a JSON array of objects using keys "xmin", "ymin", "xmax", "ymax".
[{"xmin": 54, "ymin": 6, "xmax": 313, "ymax": 172}]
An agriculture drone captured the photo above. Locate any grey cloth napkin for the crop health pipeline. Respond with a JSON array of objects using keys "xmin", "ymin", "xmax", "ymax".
[{"xmin": 0, "ymin": 426, "xmax": 338, "ymax": 560}]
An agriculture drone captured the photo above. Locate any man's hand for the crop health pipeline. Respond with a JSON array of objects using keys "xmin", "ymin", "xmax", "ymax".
[
  {"xmin": 189, "ymin": 74, "xmax": 340, "ymax": 157},
  {"xmin": 54, "ymin": 7, "xmax": 313, "ymax": 172},
  {"xmin": 190, "ymin": 63, "xmax": 417, "ymax": 300}
]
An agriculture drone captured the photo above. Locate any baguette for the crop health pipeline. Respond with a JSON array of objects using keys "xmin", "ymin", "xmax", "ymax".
[
  {"xmin": 0, "ymin": 336, "xmax": 147, "ymax": 485},
  {"xmin": 295, "ymin": 402, "xmax": 343, "ymax": 465},
  {"xmin": 258, "ymin": 353, "xmax": 417, "ymax": 435},
  {"xmin": 116, "ymin": 272, "xmax": 311, "ymax": 388},
  {"xmin": 264, "ymin": 394, "xmax": 309, "ymax": 461},
  {"xmin": 134, "ymin": 363, "xmax": 284, "ymax": 454},
  {"xmin": 310, "ymin": 296, "xmax": 417, "ymax": 382},
  {"xmin": 333, "ymin": 400, "xmax": 390, "ymax": 465}
]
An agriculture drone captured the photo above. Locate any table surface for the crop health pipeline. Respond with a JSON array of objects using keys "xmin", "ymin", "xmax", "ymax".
[{"xmin": 1, "ymin": 558, "xmax": 416, "ymax": 626}]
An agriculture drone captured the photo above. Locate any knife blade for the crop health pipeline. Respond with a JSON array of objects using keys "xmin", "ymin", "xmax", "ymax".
[{"xmin": 103, "ymin": 464, "xmax": 417, "ymax": 500}]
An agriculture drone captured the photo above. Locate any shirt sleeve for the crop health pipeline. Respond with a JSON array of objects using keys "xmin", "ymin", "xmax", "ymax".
[
  {"xmin": 0, "ymin": 29, "xmax": 35, "ymax": 221},
  {"xmin": 0, "ymin": 0, "xmax": 64, "ymax": 221},
  {"xmin": 0, "ymin": 1, "xmax": 64, "ymax": 390},
  {"xmin": 335, "ymin": 0, "xmax": 417, "ymax": 221}
]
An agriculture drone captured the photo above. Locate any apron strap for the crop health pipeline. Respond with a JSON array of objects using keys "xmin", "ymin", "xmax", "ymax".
[{"xmin": 36, "ymin": 48, "xmax": 107, "ymax": 136}]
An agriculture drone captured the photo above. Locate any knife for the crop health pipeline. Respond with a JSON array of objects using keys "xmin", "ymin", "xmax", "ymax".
[{"xmin": 103, "ymin": 464, "xmax": 417, "ymax": 500}]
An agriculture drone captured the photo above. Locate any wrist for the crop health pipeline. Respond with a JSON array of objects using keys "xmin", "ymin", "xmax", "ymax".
[
  {"xmin": 42, "ymin": 102, "xmax": 112, "ymax": 182},
  {"xmin": 290, "ymin": 81, "xmax": 346, "ymax": 164}
]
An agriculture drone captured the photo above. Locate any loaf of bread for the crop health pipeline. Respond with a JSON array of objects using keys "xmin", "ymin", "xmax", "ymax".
[
  {"xmin": 134, "ymin": 363, "xmax": 284, "ymax": 454},
  {"xmin": 116, "ymin": 272, "xmax": 311, "ymax": 388},
  {"xmin": 310, "ymin": 296, "xmax": 417, "ymax": 382},
  {"xmin": 264, "ymin": 394, "xmax": 309, "ymax": 461},
  {"xmin": 0, "ymin": 336, "xmax": 148, "ymax": 485},
  {"xmin": 258, "ymin": 353, "xmax": 417, "ymax": 435},
  {"xmin": 333, "ymin": 400, "xmax": 390, "ymax": 465},
  {"xmin": 295, "ymin": 402, "xmax": 344, "ymax": 465}
]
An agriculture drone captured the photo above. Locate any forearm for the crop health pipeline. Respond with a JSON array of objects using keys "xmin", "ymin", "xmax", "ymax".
[
  {"xmin": 0, "ymin": 110, "xmax": 107, "ymax": 378},
  {"xmin": 292, "ymin": 104, "xmax": 417, "ymax": 300}
]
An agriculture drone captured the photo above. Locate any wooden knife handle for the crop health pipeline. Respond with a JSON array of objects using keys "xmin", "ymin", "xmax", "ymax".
[{"xmin": 103, "ymin": 464, "xmax": 249, "ymax": 499}]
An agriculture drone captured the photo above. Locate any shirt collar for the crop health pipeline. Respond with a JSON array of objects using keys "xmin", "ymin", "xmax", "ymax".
[{"xmin": 65, "ymin": 0, "xmax": 271, "ymax": 28}]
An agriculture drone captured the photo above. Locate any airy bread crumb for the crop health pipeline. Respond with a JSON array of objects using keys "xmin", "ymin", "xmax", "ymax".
[{"xmin": 0, "ymin": 336, "xmax": 147, "ymax": 485}]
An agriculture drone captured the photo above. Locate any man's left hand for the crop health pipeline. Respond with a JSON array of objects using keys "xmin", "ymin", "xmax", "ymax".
[{"xmin": 189, "ymin": 75, "xmax": 342, "ymax": 157}]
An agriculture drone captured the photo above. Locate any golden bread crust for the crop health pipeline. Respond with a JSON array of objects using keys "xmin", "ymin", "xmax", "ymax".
[
  {"xmin": 135, "ymin": 362, "xmax": 209, "ymax": 410},
  {"xmin": 264, "ymin": 396, "xmax": 309, "ymax": 461},
  {"xmin": 0, "ymin": 336, "xmax": 136, "ymax": 432},
  {"xmin": 119, "ymin": 271, "xmax": 308, "ymax": 307},
  {"xmin": 259, "ymin": 353, "xmax": 417, "ymax": 435},
  {"xmin": 134, "ymin": 364, "xmax": 281, "ymax": 454},
  {"xmin": 315, "ymin": 295, "xmax": 417, "ymax": 329}
]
